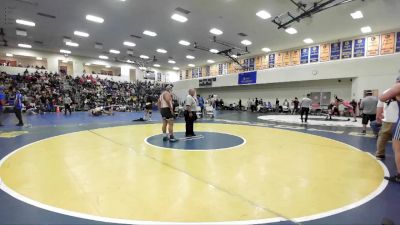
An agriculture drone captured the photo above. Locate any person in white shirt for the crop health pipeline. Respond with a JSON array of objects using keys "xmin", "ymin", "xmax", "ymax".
[
  {"xmin": 300, "ymin": 94, "xmax": 312, "ymax": 123},
  {"xmin": 184, "ymin": 89, "xmax": 198, "ymax": 137},
  {"xmin": 375, "ymin": 77, "xmax": 400, "ymax": 160}
]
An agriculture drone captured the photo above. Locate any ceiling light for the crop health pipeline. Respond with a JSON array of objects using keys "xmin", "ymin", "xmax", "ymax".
[
  {"xmin": 126, "ymin": 60, "xmax": 134, "ymax": 63},
  {"xmin": 157, "ymin": 49, "xmax": 167, "ymax": 53},
  {"xmin": 18, "ymin": 43, "xmax": 32, "ymax": 48},
  {"xmin": 153, "ymin": 64, "xmax": 161, "ymax": 67},
  {"xmin": 86, "ymin": 15, "xmax": 104, "ymax": 23},
  {"xmin": 85, "ymin": 63, "xmax": 91, "ymax": 66},
  {"xmin": 16, "ymin": 29, "xmax": 27, "ymax": 36},
  {"xmin": 99, "ymin": 55, "xmax": 109, "ymax": 59},
  {"xmin": 361, "ymin": 26, "xmax": 372, "ymax": 33},
  {"xmin": 62, "ymin": 60, "xmax": 69, "ymax": 63},
  {"xmin": 105, "ymin": 65, "xmax": 111, "ymax": 68},
  {"xmin": 143, "ymin": 30, "xmax": 157, "ymax": 37},
  {"xmin": 140, "ymin": 55, "xmax": 149, "ymax": 59},
  {"xmin": 173, "ymin": 67, "xmax": 180, "ymax": 70},
  {"xmin": 16, "ymin": 19, "xmax": 35, "ymax": 27},
  {"xmin": 231, "ymin": 54, "xmax": 238, "ymax": 58},
  {"xmin": 207, "ymin": 60, "xmax": 215, "ymax": 63},
  {"xmin": 262, "ymin": 47, "xmax": 271, "ymax": 52},
  {"xmin": 285, "ymin": 27, "xmax": 298, "ymax": 34},
  {"xmin": 179, "ymin": 40, "xmax": 191, "ymax": 46},
  {"xmin": 303, "ymin": 38, "xmax": 314, "ymax": 44},
  {"xmin": 168, "ymin": 60, "xmax": 176, "ymax": 64},
  {"xmin": 109, "ymin": 49, "xmax": 120, "ymax": 54},
  {"xmin": 66, "ymin": 41, "xmax": 79, "ymax": 47},
  {"xmin": 63, "ymin": 37, "xmax": 72, "ymax": 43},
  {"xmin": 256, "ymin": 10, "xmax": 271, "ymax": 20},
  {"xmin": 241, "ymin": 40, "xmax": 252, "ymax": 45},
  {"xmin": 95, "ymin": 43, "xmax": 103, "ymax": 49},
  {"xmin": 139, "ymin": 67, "xmax": 147, "ymax": 70},
  {"xmin": 171, "ymin": 13, "xmax": 188, "ymax": 23},
  {"xmin": 36, "ymin": 57, "xmax": 42, "ymax": 60},
  {"xmin": 6, "ymin": 53, "xmax": 13, "ymax": 57},
  {"xmin": 123, "ymin": 41, "xmax": 136, "ymax": 47},
  {"xmin": 351, "ymin": 11, "xmax": 363, "ymax": 19},
  {"xmin": 74, "ymin": 31, "xmax": 89, "ymax": 37},
  {"xmin": 209, "ymin": 49, "xmax": 219, "ymax": 53},
  {"xmin": 188, "ymin": 64, "xmax": 195, "ymax": 67},
  {"xmin": 60, "ymin": 49, "xmax": 71, "ymax": 54},
  {"xmin": 210, "ymin": 28, "xmax": 223, "ymax": 35},
  {"xmin": 186, "ymin": 55, "xmax": 195, "ymax": 59}
]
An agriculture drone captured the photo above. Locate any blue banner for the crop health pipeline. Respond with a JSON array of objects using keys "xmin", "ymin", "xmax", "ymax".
[
  {"xmin": 330, "ymin": 42, "xmax": 341, "ymax": 60},
  {"xmin": 341, "ymin": 40, "xmax": 353, "ymax": 59},
  {"xmin": 238, "ymin": 71, "xmax": 257, "ymax": 85},
  {"xmin": 310, "ymin": 46, "xmax": 319, "ymax": 63},
  {"xmin": 268, "ymin": 54, "xmax": 275, "ymax": 68},
  {"xmin": 396, "ymin": 32, "xmax": 400, "ymax": 53},
  {"xmin": 300, "ymin": 48, "xmax": 309, "ymax": 64},
  {"xmin": 353, "ymin": 38, "xmax": 366, "ymax": 57}
]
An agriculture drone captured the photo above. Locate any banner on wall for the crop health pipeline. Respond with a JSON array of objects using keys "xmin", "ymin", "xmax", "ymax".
[
  {"xmin": 310, "ymin": 46, "xmax": 319, "ymax": 63},
  {"xmin": 353, "ymin": 38, "xmax": 366, "ymax": 58},
  {"xmin": 268, "ymin": 54, "xmax": 275, "ymax": 68},
  {"xmin": 275, "ymin": 52, "xmax": 283, "ymax": 67},
  {"xmin": 283, "ymin": 51, "xmax": 291, "ymax": 66},
  {"xmin": 238, "ymin": 71, "xmax": 257, "ymax": 85},
  {"xmin": 330, "ymin": 42, "xmax": 341, "ymax": 60},
  {"xmin": 366, "ymin": 35, "xmax": 380, "ymax": 56},
  {"xmin": 380, "ymin": 32, "xmax": 395, "ymax": 55},
  {"xmin": 290, "ymin": 49, "xmax": 300, "ymax": 65},
  {"xmin": 341, "ymin": 40, "xmax": 353, "ymax": 59},
  {"xmin": 320, "ymin": 43, "xmax": 330, "ymax": 62},
  {"xmin": 300, "ymin": 48, "xmax": 309, "ymax": 64},
  {"xmin": 396, "ymin": 32, "xmax": 400, "ymax": 53}
]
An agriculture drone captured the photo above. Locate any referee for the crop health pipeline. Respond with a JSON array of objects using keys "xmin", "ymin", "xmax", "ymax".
[{"xmin": 184, "ymin": 89, "xmax": 198, "ymax": 137}]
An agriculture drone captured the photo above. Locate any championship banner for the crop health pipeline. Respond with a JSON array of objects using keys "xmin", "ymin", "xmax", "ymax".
[
  {"xmin": 185, "ymin": 70, "xmax": 189, "ymax": 79},
  {"xmin": 330, "ymin": 42, "xmax": 341, "ymax": 60},
  {"xmin": 283, "ymin": 51, "xmax": 291, "ymax": 67},
  {"xmin": 353, "ymin": 38, "xmax": 366, "ymax": 58},
  {"xmin": 290, "ymin": 49, "xmax": 300, "ymax": 66},
  {"xmin": 268, "ymin": 54, "xmax": 275, "ymax": 68},
  {"xmin": 179, "ymin": 70, "xmax": 183, "ymax": 80},
  {"xmin": 275, "ymin": 52, "xmax": 283, "ymax": 67},
  {"xmin": 380, "ymin": 32, "xmax": 395, "ymax": 55},
  {"xmin": 300, "ymin": 48, "xmax": 309, "ymax": 64},
  {"xmin": 320, "ymin": 43, "xmax": 330, "ymax": 62},
  {"xmin": 238, "ymin": 71, "xmax": 257, "ymax": 85},
  {"xmin": 341, "ymin": 40, "xmax": 353, "ymax": 59},
  {"xmin": 396, "ymin": 32, "xmax": 400, "ymax": 53},
  {"xmin": 366, "ymin": 35, "xmax": 380, "ymax": 56},
  {"xmin": 248, "ymin": 58, "xmax": 255, "ymax": 71},
  {"xmin": 310, "ymin": 46, "xmax": 319, "ymax": 63}
]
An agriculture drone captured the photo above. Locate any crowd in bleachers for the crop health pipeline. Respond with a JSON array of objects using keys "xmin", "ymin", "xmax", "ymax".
[{"xmin": 0, "ymin": 71, "xmax": 168, "ymax": 114}]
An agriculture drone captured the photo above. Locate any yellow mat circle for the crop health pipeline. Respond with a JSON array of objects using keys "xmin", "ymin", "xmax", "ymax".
[{"xmin": 0, "ymin": 123, "xmax": 386, "ymax": 224}]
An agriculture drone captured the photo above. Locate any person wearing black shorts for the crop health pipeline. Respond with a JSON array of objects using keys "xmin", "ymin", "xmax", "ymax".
[
  {"xmin": 158, "ymin": 86, "xmax": 177, "ymax": 142},
  {"xmin": 360, "ymin": 92, "xmax": 378, "ymax": 134}
]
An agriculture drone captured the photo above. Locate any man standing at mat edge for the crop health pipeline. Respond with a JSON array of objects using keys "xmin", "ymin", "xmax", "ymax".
[
  {"xmin": 360, "ymin": 91, "xmax": 378, "ymax": 134},
  {"xmin": 0, "ymin": 86, "xmax": 5, "ymax": 126},
  {"xmin": 185, "ymin": 89, "xmax": 198, "ymax": 137},
  {"xmin": 375, "ymin": 76, "xmax": 400, "ymax": 160},
  {"xmin": 14, "ymin": 89, "xmax": 24, "ymax": 126},
  {"xmin": 157, "ymin": 85, "xmax": 177, "ymax": 142},
  {"xmin": 300, "ymin": 94, "xmax": 312, "ymax": 123}
]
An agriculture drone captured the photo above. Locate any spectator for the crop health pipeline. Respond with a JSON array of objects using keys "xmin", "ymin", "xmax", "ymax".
[{"xmin": 360, "ymin": 92, "xmax": 378, "ymax": 134}]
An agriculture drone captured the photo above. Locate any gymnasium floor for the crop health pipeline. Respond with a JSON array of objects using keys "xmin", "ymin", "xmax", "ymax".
[{"xmin": 0, "ymin": 111, "xmax": 399, "ymax": 225}]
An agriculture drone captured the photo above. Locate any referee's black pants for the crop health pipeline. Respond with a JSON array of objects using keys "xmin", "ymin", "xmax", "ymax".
[{"xmin": 184, "ymin": 110, "xmax": 197, "ymax": 136}]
